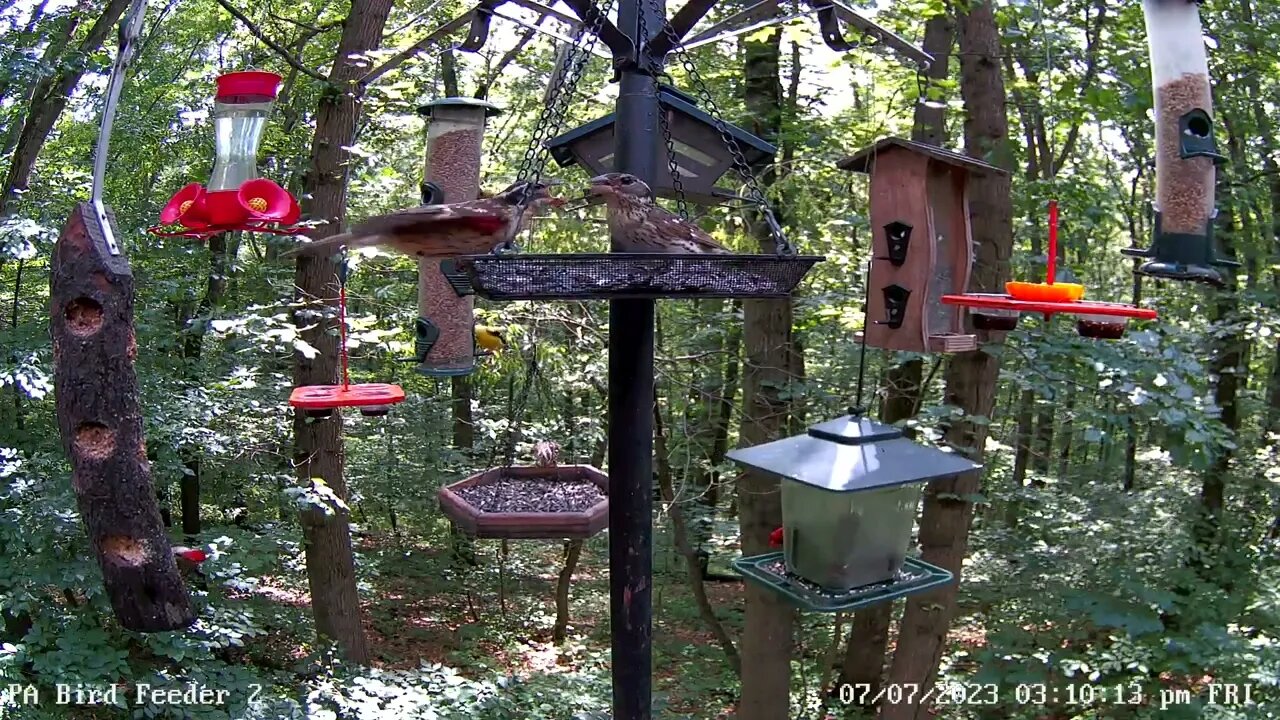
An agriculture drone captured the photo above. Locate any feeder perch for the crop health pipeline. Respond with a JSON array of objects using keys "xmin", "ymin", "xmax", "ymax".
[
  {"xmin": 732, "ymin": 553, "xmax": 954, "ymax": 613},
  {"xmin": 415, "ymin": 97, "xmax": 501, "ymax": 376},
  {"xmin": 438, "ymin": 465, "xmax": 609, "ymax": 539},
  {"xmin": 727, "ymin": 414, "xmax": 979, "ymax": 596},
  {"xmin": 288, "ymin": 383, "xmax": 406, "ymax": 418},
  {"xmin": 453, "ymin": 253, "xmax": 822, "ymax": 300},
  {"xmin": 149, "ymin": 71, "xmax": 301, "ymax": 239},
  {"xmin": 838, "ymin": 137, "xmax": 1008, "ymax": 353},
  {"xmin": 1122, "ymin": 0, "xmax": 1237, "ymax": 286},
  {"xmin": 545, "ymin": 85, "xmax": 776, "ymax": 205}
]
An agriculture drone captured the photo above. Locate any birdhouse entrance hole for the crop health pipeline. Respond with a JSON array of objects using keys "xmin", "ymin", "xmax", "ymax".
[{"xmin": 438, "ymin": 465, "xmax": 609, "ymax": 539}]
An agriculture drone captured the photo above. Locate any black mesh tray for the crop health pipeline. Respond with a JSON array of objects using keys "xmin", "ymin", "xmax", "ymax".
[{"xmin": 453, "ymin": 253, "xmax": 823, "ymax": 300}]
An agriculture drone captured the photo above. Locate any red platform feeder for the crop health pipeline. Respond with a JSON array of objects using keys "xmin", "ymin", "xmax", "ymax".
[
  {"xmin": 438, "ymin": 465, "xmax": 609, "ymax": 540},
  {"xmin": 288, "ymin": 383, "xmax": 406, "ymax": 418},
  {"xmin": 149, "ymin": 71, "xmax": 302, "ymax": 239},
  {"xmin": 943, "ymin": 201, "xmax": 1157, "ymax": 339}
]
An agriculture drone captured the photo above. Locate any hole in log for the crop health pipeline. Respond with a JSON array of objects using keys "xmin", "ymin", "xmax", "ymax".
[
  {"xmin": 65, "ymin": 297, "xmax": 104, "ymax": 336},
  {"xmin": 101, "ymin": 536, "xmax": 147, "ymax": 566},
  {"xmin": 74, "ymin": 422, "xmax": 115, "ymax": 460},
  {"xmin": 127, "ymin": 330, "xmax": 137, "ymax": 361}
]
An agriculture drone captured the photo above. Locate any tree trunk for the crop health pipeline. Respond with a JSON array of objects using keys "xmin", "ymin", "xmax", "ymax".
[
  {"xmin": 292, "ymin": 0, "xmax": 394, "ymax": 664},
  {"xmin": 879, "ymin": 1, "xmax": 1014, "ymax": 716},
  {"xmin": 1031, "ymin": 406, "xmax": 1053, "ymax": 475},
  {"xmin": 735, "ymin": 26, "xmax": 794, "ymax": 720},
  {"xmin": 1010, "ymin": 389, "xmax": 1034, "ymax": 487},
  {"xmin": 452, "ymin": 375, "xmax": 474, "ymax": 449},
  {"xmin": 838, "ymin": 8, "xmax": 954, "ymax": 701},
  {"xmin": 701, "ymin": 309, "xmax": 741, "ymax": 509},
  {"xmin": 0, "ymin": 0, "xmax": 131, "ymax": 215},
  {"xmin": 51, "ymin": 204, "xmax": 194, "ymax": 632},
  {"xmin": 552, "ymin": 540, "xmax": 583, "ymax": 644}
]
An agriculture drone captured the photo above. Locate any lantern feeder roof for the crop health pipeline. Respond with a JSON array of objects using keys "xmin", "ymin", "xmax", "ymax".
[
  {"xmin": 544, "ymin": 84, "xmax": 776, "ymax": 168},
  {"xmin": 837, "ymin": 137, "xmax": 1007, "ymax": 176},
  {"xmin": 726, "ymin": 414, "xmax": 981, "ymax": 494}
]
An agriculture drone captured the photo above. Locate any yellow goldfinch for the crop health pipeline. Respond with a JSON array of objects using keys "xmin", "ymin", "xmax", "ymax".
[{"xmin": 475, "ymin": 325, "xmax": 506, "ymax": 353}]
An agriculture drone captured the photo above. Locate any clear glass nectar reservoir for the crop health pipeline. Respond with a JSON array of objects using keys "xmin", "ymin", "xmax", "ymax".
[{"xmin": 207, "ymin": 71, "xmax": 280, "ymax": 192}]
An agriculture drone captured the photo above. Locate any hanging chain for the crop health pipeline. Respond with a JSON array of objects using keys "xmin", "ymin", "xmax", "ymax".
[
  {"xmin": 656, "ymin": 99, "xmax": 690, "ymax": 219},
  {"xmin": 655, "ymin": 21, "xmax": 793, "ymax": 255},
  {"xmin": 493, "ymin": 347, "xmax": 539, "ymax": 469},
  {"xmin": 498, "ymin": 0, "xmax": 617, "ymax": 251}
]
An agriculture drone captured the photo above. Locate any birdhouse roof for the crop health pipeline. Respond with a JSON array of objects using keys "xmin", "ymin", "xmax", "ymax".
[
  {"xmin": 836, "ymin": 137, "xmax": 1007, "ymax": 176},
  {"xmin": 726, "ymin": 414, "xmax": 980, "ymax": 493}
]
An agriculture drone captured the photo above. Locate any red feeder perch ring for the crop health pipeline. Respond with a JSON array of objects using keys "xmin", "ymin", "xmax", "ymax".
[
  {"xmin": 942, "ymin": 294, "xmax": 1157, "ymax": 340},
  {"xmin": 289, "ymin": 383, "xmax": 406, "ymax": 418}
]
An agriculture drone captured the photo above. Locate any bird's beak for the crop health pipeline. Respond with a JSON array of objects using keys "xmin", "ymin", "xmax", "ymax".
[{"xmin": 587, "ymin": 175, "xmax": 613, "ymax": 195}]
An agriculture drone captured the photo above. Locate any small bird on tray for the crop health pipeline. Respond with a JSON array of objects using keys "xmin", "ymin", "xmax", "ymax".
[
  {"xmin": 533, "ymin": 440, "xmax": 561, "ymax": 468},
  {"xmin": 587, "ymin": 172, "xmax": 731, "ymax": 254},
  {"xmin": 284, "ymin": 180, "xmax": 565, "ymax": 258}
]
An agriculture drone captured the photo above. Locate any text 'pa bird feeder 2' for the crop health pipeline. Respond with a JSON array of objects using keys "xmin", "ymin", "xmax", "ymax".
[
  {"xmin": 411, "ymin": 97, "xmax": 501, "ymax": 376},
  {"xmin": 728, "ymin": 414, "xmax": 977, "ymax": 611},
  {"xmin": 1122, "ymin": 0, "xmax": 1235, "ymax": 285},
  {"xmin": 149, "ymin": 71, "xmax": 300, "ymax": 239},
  {"xmin": 546, "ymin": 85, "xmax": 774, "ymax": 205},
  {"xmin": 438, "ymin": 465, "xmax": 609, "ymax": 540},
  {"xmin": 839, "ymin": 138, "xmax": 1007, "ymax": 353}
]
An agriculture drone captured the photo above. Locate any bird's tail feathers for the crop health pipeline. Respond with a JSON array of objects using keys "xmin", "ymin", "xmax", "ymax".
[{"xmin": 281, "ymin": 231, "xmax": 384, "ymax": 257}]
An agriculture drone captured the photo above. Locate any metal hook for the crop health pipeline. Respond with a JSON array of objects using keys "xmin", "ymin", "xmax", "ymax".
[{"xmin": 92, "ymin": 0, "xmax": 148, "ymax": 256}]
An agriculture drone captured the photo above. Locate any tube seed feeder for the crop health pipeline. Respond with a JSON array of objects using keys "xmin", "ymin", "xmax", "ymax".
[
  {"xmin": 727, "ymin": 414, "xmax": 977, "ymax": 611},
  {"xmin": 150, "ymin": 71, "xmax": 301, "ymax": 239},
  {"xmin": 1121, "ymin": 0, "xmax": 1236, "ymax": 285}
]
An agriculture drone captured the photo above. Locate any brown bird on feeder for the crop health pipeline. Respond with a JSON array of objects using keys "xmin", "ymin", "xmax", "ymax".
[
  {"xmin": 284, "ymin": 180, "xmax": 565, "ymax": 258},
  {"xmin": 587, "ymin": 172, "xmax": 731, "ymax": 254},
  {"xmin": 533, "ymin": 440, "xmax": 561, "ymax": 468}
]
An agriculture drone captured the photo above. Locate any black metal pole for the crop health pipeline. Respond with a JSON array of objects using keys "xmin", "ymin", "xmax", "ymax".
[{"xmin": 609, "ymin": 0, "xmax": 662, "ymax": 716}]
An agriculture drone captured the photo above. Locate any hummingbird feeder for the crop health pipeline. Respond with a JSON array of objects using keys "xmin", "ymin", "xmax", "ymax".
[
  {"xmin": 838, "ymin": 138, "xmax": 1007, "ymax": 353},
  {"xmin": 727, "ymin": 414, "xmax": 976, "ymax": 611},
  {"xmin": 545, "ymin": 85, "xmax": 776, "ymax": 205},
  {"xmin": 149, "ymin": 71, "xmax": 301, "ymax": 239},
  {"xmin": 1121, "ymin": 0, "xmax": 1236, "ymax": 286},
  {"xmin": 942, "ymin": 201, "xmax": 1158, "ymax": 339}
]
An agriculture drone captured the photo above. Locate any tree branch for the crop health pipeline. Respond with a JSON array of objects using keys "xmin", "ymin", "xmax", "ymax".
[
  {"xmin": 473, "ymin": 14, "xmax": 546, "ymax": 99},
  {"xmin": 1053, "ymin": 0, "xmax": 1107, "ymax": 174},
  {"xmin": 212, "ymin": 0, "xmax": 327, "ymax": 83},
  {"xmin": 360, "ymin": 10, "xmax": 474, "ymax": 85}
]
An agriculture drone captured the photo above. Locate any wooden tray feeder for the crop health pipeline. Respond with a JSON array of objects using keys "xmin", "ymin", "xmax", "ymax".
[
  {"xmin": 454, "ymin": 253, "xmax": 821, "ymax": 300},
  {"xmin": 838, "ymin": 138, "xmax": 1007, "ymax": 353},
  {"xmin": 438, "ymin": 465, "xmax": 609, "ymax": 539}
]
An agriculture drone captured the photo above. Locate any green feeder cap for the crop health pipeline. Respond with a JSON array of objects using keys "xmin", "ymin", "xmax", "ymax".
[{"xmin": 417, "ymin": 97, "xmax": 502, "ymax": 117}]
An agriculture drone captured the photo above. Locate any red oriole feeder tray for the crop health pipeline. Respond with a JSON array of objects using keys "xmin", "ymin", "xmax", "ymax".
[
  {"xmin": 148, "ymin": 71, "xmax": 303, "ymax": 239},
  {"xmin": 288, "ymin": 266, "xmax": 406, "ymax": 417},
  {"xmin": 941, "ymin": 201, "xmax": 1157, "ymax": 339}
]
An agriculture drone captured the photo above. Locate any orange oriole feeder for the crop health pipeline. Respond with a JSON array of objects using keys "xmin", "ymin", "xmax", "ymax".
[
  {"xmin": 289, "ymin": 266, "xmax": 406, "ymax": 418},
  {"xmin": 148, "ymin": 71, "xmax": 303, "ymax": 240},
  {"xmin": 942, "ymin": 201, "xmax": 1157, "ymax": 339}
]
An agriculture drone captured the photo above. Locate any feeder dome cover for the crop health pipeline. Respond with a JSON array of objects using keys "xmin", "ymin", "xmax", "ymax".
[
  {"xmin": 727, "ymin": 415, "xmax": 980, "ymax": 492},
  {"xmin": 544, "ymin": 85, "xmax": 776, "ymax": 204},
  {"xmin": 417, "ymin": 97, "xmax": 503, "ymax": 117}
]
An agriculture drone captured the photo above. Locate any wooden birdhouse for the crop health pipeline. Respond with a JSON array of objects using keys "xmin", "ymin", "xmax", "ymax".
[{"xmin": 837, "ymin": 138, "xmax": 1006, "ymax": 353}]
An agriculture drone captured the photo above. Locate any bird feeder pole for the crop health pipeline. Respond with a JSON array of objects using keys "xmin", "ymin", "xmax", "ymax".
[{"xmin": 609, "ymin": 0, "xmax": 662, "ymax": 715}]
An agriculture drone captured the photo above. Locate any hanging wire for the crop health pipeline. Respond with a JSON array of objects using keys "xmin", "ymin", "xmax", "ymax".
[
  {"xmin": 850, "ymin": 259, "xmax": 872, "ymax": 416},
  {"xmin": 338, "ymin": 258, "xmax": 351, "ymax": 390}
]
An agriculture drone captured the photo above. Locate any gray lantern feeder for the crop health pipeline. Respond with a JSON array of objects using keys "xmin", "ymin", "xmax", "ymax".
[
  {"xmin": 544, "ymin": 85, "xmax": 775, "ymax": 205},
  {"xmin": 727, "ymin": 414, "xmax": 979, "ymax": 610}
]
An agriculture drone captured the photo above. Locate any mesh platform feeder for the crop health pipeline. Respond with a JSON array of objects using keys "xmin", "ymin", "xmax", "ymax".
[
  {"xmin": 50, "ymin": 0, "xmax": 195, "ymax": 632},
  {"xmin": 412, "ymin": 98, "xmax": 500, "ymax": 375},
  {"xmin": 1122, "ymin": 0, "xmax": 1236, "ymax": 286}
]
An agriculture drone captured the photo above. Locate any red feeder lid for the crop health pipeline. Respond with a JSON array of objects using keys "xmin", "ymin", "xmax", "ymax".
[
  {"xmin": 215, "ymin": 70, "xmax": 282, "ymax": 102},
  {"xmin": 289, "ymin": 383, "xmax": 406, "ymax": 410}
]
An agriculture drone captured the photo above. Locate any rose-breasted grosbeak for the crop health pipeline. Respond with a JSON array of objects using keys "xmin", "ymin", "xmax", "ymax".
[
  {"xmin": 285, "ymin": 180, "xmax": 564, "ymax": 258},
  {"xmin": 587, "ymin": 173, "xmax": 731, "ymax": 254}
]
